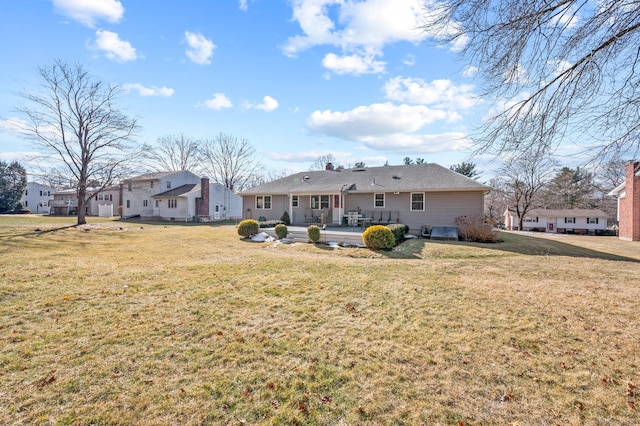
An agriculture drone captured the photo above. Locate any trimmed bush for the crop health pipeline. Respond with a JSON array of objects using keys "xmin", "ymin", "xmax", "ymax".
[
  {"xmin": 280, "ymin": 211, "xmax": 291, "ymax": 226},
  {"xmin": 455, "ymin": 215, "xmax": 500, "ymax": 243},
  {"xmin": 386, "ymin": 223, "xmax": 408, "ymax": 244},
  {"xmin": 307, "ymin": 225, "xmax": 321, "ymax": 243},
  {"xmin": 362, "ymin": 225, "xmax": 395, "ymax": 250},
  {"xmin": 275, "ymin": 224, "xmax": 288, "ymax": 239},
  {"xmin": 237, "ymin": 219, "xmax": 260, "ymax": 238},
  {"xmin": 259, "ymin": 220, "xmax": 284, "ymax": 228}
]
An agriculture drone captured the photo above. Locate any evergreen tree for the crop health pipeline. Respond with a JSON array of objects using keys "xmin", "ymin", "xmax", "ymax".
[{"xmin": 0, "ymin": 161, "xmax": 28, "ymax": 213}]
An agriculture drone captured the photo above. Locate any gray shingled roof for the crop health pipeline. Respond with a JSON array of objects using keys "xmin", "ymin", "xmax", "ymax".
[
  {"xmin": 153, "ymin": 184, "xmax": 197, "ymax": 197},
  {"xmin": 527, "ymin": 208, "xmax": 609, "ymax": 218},
  {"xmin": 240, "ymin": 163, "xmax": 490, "ymax": 195},
  {"xmin": 126, "ymin": 171, "xmax": 175, "ymax": 181}
]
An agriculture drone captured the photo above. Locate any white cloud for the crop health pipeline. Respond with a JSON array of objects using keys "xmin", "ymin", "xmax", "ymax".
[
  {"xmin": 383, "ymin": 77, "xmax": 478, "ymax": 110},
  {"xmin": 403, "ymin": 54, "xmax": 416, "ymax": 66},
  {"xmin": 93, "ymin": 30, "xmax": 137, "ymax": 62},
  {"xmin": 253, "ymin": 96, "xmax": 279, "ymax": 112},
  {"xmin": 322, "ymin": 52, "xmax": 385, "ymax": 75},
  {"xmin": 203, "ymin": 93, "xmax": 232, "ymax": 110},
  {"xmin": 185, "ymin": 31, "xmax": 215, "ymax": 65},
  {"xmin": 122, "ymin": 83, "xmax": 174, "ymax": 97},
  {"xmin": 0, "ymin": 117, "xmax": 28, "ymax": 135},
  {"xmin": 359, "ymin": 132, "xmax": 471, "ymax": 153},
  {"xmin": 308, "ymin": 102, "xmax": 456, "ymax": 137},
  {"xmin": 462, "ymin": 65, "xmax": 478, "ymax": 77},
  {"xmin": 306, "ymin": 102, "xmax": 470, "ymax": 153},
  {"xmin": 52, "ymin": 0, "xmax": 124, "ymax": 27},
  {"xmin": 238, "ymin": 0, "xmax": 253, "ymax": 11},
  {"xmin": 284, "ymin": 0, "xmax": 434, "ymax": 75}
]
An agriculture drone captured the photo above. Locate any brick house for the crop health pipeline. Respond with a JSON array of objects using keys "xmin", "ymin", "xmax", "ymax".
[{"xmin": 609, "ymin": 161, "xmax": 640, "ymax": 241}]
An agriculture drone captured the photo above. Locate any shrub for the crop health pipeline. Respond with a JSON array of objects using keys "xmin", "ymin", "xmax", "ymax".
[
  {"xmin": 307, "ymin": 225, "xmax": 321, "ymax": 243},
  {"xmin": 237, "ymin": 219, "xmax": 260, "ymax": 238},
  {"xmin": 455, "ymin": 215, "xmax": 500, "ymax": 243},
  {"xmin": 362, "ymin": 225, "xmax": 395, "ymax": 250},
  {"xmin": 275, "ymin": 224, "xmax": 288, "ymax": 239},
  {"xmin": 386, "ymin": 223, "xmax": 408, "ymax": 244},
  {"xmin": 280, "ymin": 211, "xmax": 291, "ymax": 226},
  {"xmin": 259, "ymin": 220, "xmax": 284, "ymax": 228},
  {"xmin": 258, "ymin": 216, "xmax": 267, "ymax": 222}
]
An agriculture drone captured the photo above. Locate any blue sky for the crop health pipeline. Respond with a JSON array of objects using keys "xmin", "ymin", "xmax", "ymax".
[{"xmin": 0, "ymin": 0, "xmax": 489, "ymax": 175}]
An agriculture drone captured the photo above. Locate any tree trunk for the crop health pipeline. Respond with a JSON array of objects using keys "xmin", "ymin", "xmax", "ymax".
[{"xmin": 77, "ymin": 187, "xmax": 87, "ymax": 225}]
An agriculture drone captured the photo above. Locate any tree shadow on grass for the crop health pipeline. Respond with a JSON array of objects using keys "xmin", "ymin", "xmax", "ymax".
[{"xmin": 378, "ymin": 232, "xmax": 640, "ymax": 263}]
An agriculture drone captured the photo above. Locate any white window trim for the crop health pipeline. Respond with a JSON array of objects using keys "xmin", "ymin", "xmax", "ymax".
[
  {"xmin": 256, "ymin": 195, "xmax": 272, "ymax": 210},
  {"xmin": 374, "ymin": 193, "xmax": 385, "ymax": 208},
  {"xmin": 410, "ymin": 192, "xmax": 425, "ymax": 211}
]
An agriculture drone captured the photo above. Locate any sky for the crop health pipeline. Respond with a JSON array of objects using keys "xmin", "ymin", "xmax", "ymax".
[{"xmin": 0, "ymin": 0, "xmax": 491, "ymax": 177}]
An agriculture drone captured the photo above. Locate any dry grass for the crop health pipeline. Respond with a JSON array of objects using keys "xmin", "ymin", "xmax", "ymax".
[{"xmin": 1, "ymin": 216, "xmax": 639, "ymax": 425}]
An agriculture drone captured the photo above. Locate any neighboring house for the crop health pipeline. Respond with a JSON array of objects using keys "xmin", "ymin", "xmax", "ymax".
[
  {"xmin": 151, "ymin": 177, "xmax": 242, "ymax": 221},
  {"xmin": 21, "ymin": 182, "xmax": 55, "ymax": 214},
  {"xmin": 520, "ymin": 208, "xmax": 608, "ymax": 235},
  {"xmin": 609, "ymin": 160, "xmax": 640, "ymax": 241},
  {"xmin": 50, "ymin": 186, "xmax": 119, "ymax": 217},
  {"xmin": 123, "ymin": 171, "xmax": 242, "ymax": 221},
  {"xmin": 239, "ymin": 163, "xmax": 490, "ymax": 232},
  {"xmin": 122, "ymin": 171, "xmax": 201, "ymax": 218}
]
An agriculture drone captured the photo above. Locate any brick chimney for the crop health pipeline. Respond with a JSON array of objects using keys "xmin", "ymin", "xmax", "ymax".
[
  {"xmin": 325, "ymin": 162, "xmax": 334, "ymax": 171},
  {"xmin": 195, "ymin": 177, "xmax": 210, "ymax": 217},
  {"xmin": 619, "ymin": 161, "xmax": 640, "ymax": 241}
]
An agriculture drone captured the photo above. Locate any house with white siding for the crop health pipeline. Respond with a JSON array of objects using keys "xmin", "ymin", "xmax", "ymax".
[
  {"xmin": 21, "ymin": 182, "xmax": 55, "ymax": 214},
  {"xmin": 122, "ymin": 171, "xmax": 242, "ymax": 221},
  {"xmin": 50, "ymin": 186, "xmax": 119, "ymax": 216},
  {"xmin": 520, "ymin": 208, "xmax": 608, "ymax": 235},
  {"xmin": 239, "ymin": 163, "xmax": 490, "ymax": 233}
]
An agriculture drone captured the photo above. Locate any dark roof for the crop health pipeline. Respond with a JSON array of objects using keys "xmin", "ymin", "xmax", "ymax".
[
  {"xmin": 153, "ymin": 184, "xmax": 197, "ymax": 197},
  {"xmin": 240, "ymin": 163, "xmax": 490, "ymax": 195}
]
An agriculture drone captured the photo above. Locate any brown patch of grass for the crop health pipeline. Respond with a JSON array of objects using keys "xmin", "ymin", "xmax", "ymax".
[{"xmin": 1, "ymin": 216, "xmax": 639, "ymax": 424}]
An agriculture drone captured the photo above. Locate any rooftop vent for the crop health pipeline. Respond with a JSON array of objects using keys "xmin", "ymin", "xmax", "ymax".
[
  {"xmin": 352, "ymin": 168, "xmax": 366, "ymax": 172},
  {"xmin": 392, "ymin": 175, "xmax": 401, "ymax": 179}
]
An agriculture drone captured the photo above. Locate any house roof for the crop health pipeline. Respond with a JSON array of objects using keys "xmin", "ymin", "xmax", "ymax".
[
  {"xmin": 153, "ymin": 184, "xmax": 197, "ymax": 198},
  {"xmin": 125, "ymin": 171, "xmax": 177, "ymax": 181},
  {"xmin": 240, "ymin": 163, "xmax": 490, "ymax": 195},
  {"xmin": 526, "ymin": 208, "xmax": 609, "ymax": 218}
]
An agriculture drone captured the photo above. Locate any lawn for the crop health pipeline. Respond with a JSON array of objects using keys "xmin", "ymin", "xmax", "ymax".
[{"xmin": 1, "ymin": 216, "xmax": 639, "ymax": 425}]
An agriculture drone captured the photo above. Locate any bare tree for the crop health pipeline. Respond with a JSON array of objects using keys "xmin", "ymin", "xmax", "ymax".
[
  {"xmin": 424, "ymin": 1, "xmax": 640, "ymax": 160},
  {"xmin": 200, "ymin": 133, "xmax": 262, "ymax": 192},
  {"xmin": 501, "ymin": 149, "xmax": 557, "ymax": 230},
  {"xmin": 309, "ymin": 154, "xmax": 337, "ymax": 171},
  {"xmin": 142, "ymin": 134, "xmax": 202, "ymax": 172},
  {"xmin": 17, "ymin": 60, "xmax": 139, "ymax": 225},
  {"xmin": 484, "ymin": 177, "xmax": 509, "ymax": 225}
]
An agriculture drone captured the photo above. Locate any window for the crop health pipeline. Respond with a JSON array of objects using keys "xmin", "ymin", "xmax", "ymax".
[
  {"xmin": 524, "ymin": 217, "xmax": 538, "ymax": 223},
  {"xmin": 310, "ymin": 195, "xmax": 329, "ymax": 209},
  {"xmin": 143, "ymin": 200, "xmax": 148, "ymax": 207},
  {"xmin": 126, "ymin": 200, "xmax": 130, "ymax": 208},
  {"xmin": 47, "ymin": 191, "xmax": 50, "ymax": 196},
  {"xmin": 155, "ymin": 200, "xmax": 159, "ymax": 207},
  {"xmin": 256, "ymin": 195, "xmax": 272, "ymax": 209},
  {"xmin": 334, "ymin": 195, "xmax": 341, "ymax": 208},
  {"xmin": 411, "ymin": 193, "xmax": 424, "ymax": 211},
  {"xmin": 166, "ymin": 181, "xmax": 172, "ymax": 189},
  {"xmin": 292, "ymin": 195, "xmax": 299, "ymax": 208},
  {"xmin": 40, "ymin": 190, "xmax": 43, "ymax": 196},
  {"xmin": 150, "ymin": 181, "xmax": 154, "ymax": 188},
  {"xmin": 565, "ymin": 217, "xmax": 576, "ymax": 224},
  {"xmin": 25, "ymin": 190, "xmax": 28, "ymax": 195},
  {"xmin": 587, "ymin": 217, "xmax": 599, "ymax": 224},
  {"xmin": 128, "ymin": 182, "xmax": 132, "ymax": 191},
  {"xmin": 168, "ymin": 199, "xmax": 177, "ymax": 208},
  {"xmin": 24, "ymin": 200, "xmax": 28, "ymax": 207},
  {"xmin": 374, "ymin": 193, "xmax": 385, "ymax": 208}
]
